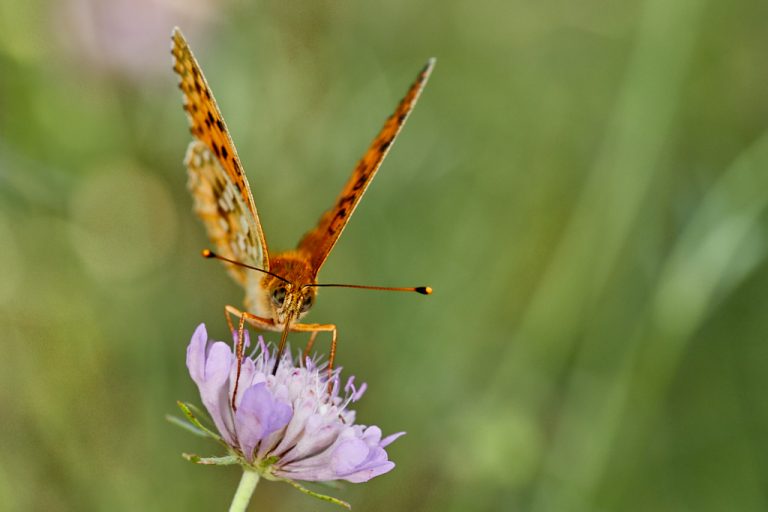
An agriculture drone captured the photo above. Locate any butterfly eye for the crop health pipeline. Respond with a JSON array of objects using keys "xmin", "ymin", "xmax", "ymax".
[
  {"xmin": 300, "ymin": 294, "xmax": 314, "ymax": 313},
  {"xmin": 272, "ymin": 287, "xmax": 287, "ymax": 306}
]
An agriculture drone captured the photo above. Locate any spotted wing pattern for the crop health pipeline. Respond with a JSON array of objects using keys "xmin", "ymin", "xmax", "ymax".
[
  {"xmin": 298, "ymin": 58, "xmax": 436, "ymax": 273},
  {"xmin": 184, "ymin": 141, "xmax": 266, "ymax": 284},
  {"xmin": 171, "ymin": 27, "xmax": 269, "ymax": 277}
]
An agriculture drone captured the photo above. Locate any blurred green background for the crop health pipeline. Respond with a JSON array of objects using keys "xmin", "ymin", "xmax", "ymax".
[{"xmin": 2, "ymin": 0, "xmax": 768, "ymax": 510}]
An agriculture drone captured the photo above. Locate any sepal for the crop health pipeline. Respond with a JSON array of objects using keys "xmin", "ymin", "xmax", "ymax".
[{"xmin": 183, "ymin": 453, "xmax": 240, "ymax": 465}]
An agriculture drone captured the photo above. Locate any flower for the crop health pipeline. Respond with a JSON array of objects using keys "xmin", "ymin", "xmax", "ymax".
[{"xmin": 182, "ymin": 323, "xmax": 404, "ymax": 486}]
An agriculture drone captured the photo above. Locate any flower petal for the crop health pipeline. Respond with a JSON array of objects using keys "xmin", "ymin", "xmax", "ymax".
[
  {"xmin": 279, "ymin": 414, "xmax": 341, "ymax": 464},
  {"xmin": 198, "ymin": 341, "xmax": 235, "ymax": 444},
  {"xmin": 230, "ymin": 356, "xmax": 257, "ymax": 410},
  {"xmin": 266, "ymin": 394, "xmax": 318, "ymax": 458},
  {"xmin": 380, "ymin": 431, "xmax": 406, "ymax": 448},
  {"xmin": 235, "ymin": 382, "xmax": 292, "ymax": 462},
  {"xmin": 186, "ymin": 323, "xmax": 208, "ymax": 385},
  {"xmin": 330, "ymin": 437, "xmax": 370, "ymax": 474},
  {"xmin": 341, "ymin": 461, "xmax": 395, "ymax": 483},
  {"xmin": 360, "ymin": 425, "xmax": 382, "ymax": 444}
]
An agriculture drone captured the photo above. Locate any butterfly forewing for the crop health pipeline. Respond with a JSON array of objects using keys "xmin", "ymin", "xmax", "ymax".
[
  {"xmin": 297, "ymin": 58, "xmax": 436, "ymax": 272},
  {"xmin": 172, "ymin": 28, "xmax": 269, "ymax": 274}
]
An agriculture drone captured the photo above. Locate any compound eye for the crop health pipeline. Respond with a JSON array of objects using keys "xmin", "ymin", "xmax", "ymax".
[
  {"xmin": 272, "ymin": 286, "xmax": 287, "ymax": 306},
  {"xmin": 300, "ymin": 294, "xmax": 313, "ymax": 313}
]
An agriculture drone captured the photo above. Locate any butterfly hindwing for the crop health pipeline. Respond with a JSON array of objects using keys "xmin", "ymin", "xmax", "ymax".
[
  {"xmin": 172, "ymin": 28, "xmax": 269, "ymax": 275},
  {"xmin": 298, "ymin": 58, "xmax": 436, "ymax": 273},
  {"xmin": 185, "ymin": 141, "xmax": 267, "ymax": 284}
]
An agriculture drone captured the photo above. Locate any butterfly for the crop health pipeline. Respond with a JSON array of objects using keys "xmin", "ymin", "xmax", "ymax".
[{"xmin": 171, "ymin": 27, "xmax": 433, "ymax": 396}]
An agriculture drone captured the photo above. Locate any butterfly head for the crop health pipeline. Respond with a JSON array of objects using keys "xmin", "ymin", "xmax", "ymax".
[
  {"xmin": 261, "ymin": 252, "xmax": 318, "ymax": 325},
  {"xmin": 267, "ymin": 281, "xmax": 315, "ymax": 324}
]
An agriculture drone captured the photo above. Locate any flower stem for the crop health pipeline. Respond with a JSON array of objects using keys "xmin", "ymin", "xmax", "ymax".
[{"xmin": 229, "ymin": 470, "xmax": 260, "ymax": 512}]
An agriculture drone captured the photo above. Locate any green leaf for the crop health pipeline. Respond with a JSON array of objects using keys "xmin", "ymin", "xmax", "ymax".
[
  {"xmin": 165, "ymin": 414, "xmax": 210, "ymax": 438},
  {"xmin": 176, "ymin": 401, "xmax": 224, "ymax": 444},
  {"xmin": 183, "ymin": 453, "xmax": 240, "ymax": 466},
  {"xmin": 281, "ymin": 479, "xmax": 351, "ymax": 510},
  {"xmin": 186, "ymin": 402, "xmax": 219, "ymax": 430}
]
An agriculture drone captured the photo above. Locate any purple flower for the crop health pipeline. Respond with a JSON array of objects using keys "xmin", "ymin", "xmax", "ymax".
[{"xmin": 183, "ymin": 323, "xmax": 403, "ymax": 484}]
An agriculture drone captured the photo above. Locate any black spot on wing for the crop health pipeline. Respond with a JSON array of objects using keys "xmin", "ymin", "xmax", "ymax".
[
  {"xmin": 352, "ymin": 170, "xmax": 368, "ymax": 191},
  {"xmin": 339, "ymin": 194, "xmax": 355, "ymax": 207}
]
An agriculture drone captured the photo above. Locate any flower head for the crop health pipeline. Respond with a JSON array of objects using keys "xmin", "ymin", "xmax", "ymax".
[{"xmin": 180, "ymin": 323, "xmax": 403, "ymax": 488}]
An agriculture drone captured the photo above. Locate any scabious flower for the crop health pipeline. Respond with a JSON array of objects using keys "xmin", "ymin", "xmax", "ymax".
[{"xmin": 175, "ymin": 323, "xmax": 403, "ymax": 509}]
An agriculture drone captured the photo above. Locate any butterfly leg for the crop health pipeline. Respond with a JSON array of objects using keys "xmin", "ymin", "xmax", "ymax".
[
  {"xmin": 224, "ymin": 307, "xmax": 338, "ymax": 391},
  {"xmin": 291, "ymin": 322, "xmax": 338, "ymax": 391},
  {"xmin": 303, "ymin": 330, "xmax": 320, "ymax": 362},
  {"xmin": 224, "ymin": 305, "xmax": 277, "ymax": 410},
  {"xmin": 225, "ymin": 305, "xmax": 278, "ymax": 331}
]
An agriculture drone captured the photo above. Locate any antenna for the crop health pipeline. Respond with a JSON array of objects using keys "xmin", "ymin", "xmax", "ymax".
[
  {"xmin": 306, "ymin": 283, "xmax": 432, "ymax": 295},
  {"xmin": 202, "ymin": 249, "xmax": 290, "ymax": 284}
]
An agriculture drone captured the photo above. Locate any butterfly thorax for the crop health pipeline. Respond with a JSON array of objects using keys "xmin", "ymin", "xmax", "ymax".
[{"xmin": 245, "ymin": 250, "xmax": 317, "ymax": 327}]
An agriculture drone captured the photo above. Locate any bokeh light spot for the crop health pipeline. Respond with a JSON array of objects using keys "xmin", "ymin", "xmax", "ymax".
[{"xmin": 68, "ymin": 165, "xmax": 177, "ymax": 283}]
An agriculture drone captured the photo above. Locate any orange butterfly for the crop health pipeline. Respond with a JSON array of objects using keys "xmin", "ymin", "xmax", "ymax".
[{"xmin": 171, "ymin": 28, "xmax": 433, "ymax": 393}]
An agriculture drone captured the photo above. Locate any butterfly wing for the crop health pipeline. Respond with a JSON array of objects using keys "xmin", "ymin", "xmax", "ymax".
[
  {"xmin": 184, "ymin": 141, "xmax": 268, "ymax": 284},
  {"xmin": 172, "ymin": 28, "xmax": 270, "ymax": 281},
  {"xmin": 297, "ymin": 59, "xmax": 436, "ymax": 273}
]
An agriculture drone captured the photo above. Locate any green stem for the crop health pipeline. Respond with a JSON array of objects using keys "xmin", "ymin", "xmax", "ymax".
[{"xmin": 228, "ymin": 470, "xmax": 260, "ymax": 512}]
